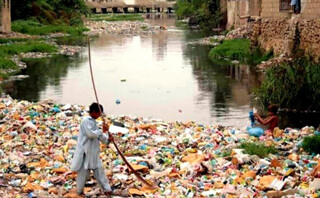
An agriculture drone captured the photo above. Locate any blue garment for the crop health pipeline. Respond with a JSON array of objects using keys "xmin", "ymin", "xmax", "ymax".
[{"xmin": 291, "ymin": 0, "xmax": 300, "ymax": 11}]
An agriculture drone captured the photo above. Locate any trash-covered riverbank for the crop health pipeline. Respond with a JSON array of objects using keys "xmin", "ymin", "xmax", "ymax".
[
  {"xmin": 0, "ymin": 96, "xmax": 319, "ymax": 198},
  {"xmin": 85, "ymin": 21, "xmax": 165, "ymax": 36}
]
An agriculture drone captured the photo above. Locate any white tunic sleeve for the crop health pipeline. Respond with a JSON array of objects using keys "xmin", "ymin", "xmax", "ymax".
[
  {"xmin": 99, "ymin": 133, "xmax": 110, "ymax": 144},
  {"xmin": 82, "ymin": 118, "xmax": 102, "ymax": 139}
]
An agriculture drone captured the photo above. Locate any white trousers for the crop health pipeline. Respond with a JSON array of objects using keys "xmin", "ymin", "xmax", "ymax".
[{"xmin": 76, "ymin": 155, "xmax": 111, "ymax": 194}]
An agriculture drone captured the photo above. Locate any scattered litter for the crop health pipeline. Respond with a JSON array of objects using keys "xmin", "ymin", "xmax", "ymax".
[{"xmin": 0, "ymin": 96, "xmax": 318, "ymax": 197}]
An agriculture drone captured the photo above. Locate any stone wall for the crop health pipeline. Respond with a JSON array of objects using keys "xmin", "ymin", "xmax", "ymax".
[
  {"xmin": 252, "ymin": 16, "xmax": 320, "ymax": 60},
  {"xmin": 0, "ymin": 0, "xmax": 11, "ymax": 33},
  {"xmin": 298, "ymin": 19, "xmax": 320, "ymax": 59}
]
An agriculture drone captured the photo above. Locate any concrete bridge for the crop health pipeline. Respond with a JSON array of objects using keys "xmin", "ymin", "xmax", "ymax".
[{"xmin": 85, "ymin": 0, "xmax": 176, "ymax": 14}]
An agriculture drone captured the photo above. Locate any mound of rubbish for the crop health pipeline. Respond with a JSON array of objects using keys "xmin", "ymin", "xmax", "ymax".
[{"xmin": 0, "ymin": 96, "xmax": 319, "ymax": 197}]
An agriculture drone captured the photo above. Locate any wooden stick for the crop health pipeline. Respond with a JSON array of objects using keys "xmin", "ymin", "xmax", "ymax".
[{"xmin": 87, "ymin": 36, "xmax": 155, "ymax": 189}]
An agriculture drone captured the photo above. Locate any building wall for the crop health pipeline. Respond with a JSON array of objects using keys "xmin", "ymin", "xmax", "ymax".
[
  {"xmin": 227, "ymin": 0, "xmax": 261, "ymax": 29},
  {"xmin": 0, "ymin": 0, "xmax": 11, "ymax": 33},
  {"xmin": 252, "ymin": 16, "xmax": 320, "ymax": 60},
  {"xmin": 300, "ymin": 0, "xmax": 320, "ymax": 19},
  {"xmin": 298, "ymin": 19, "xmax": 320, "ymax": 59},
  {"xmin": 261, "ymin": 0, "xmax": 291, "ymax": 18}
]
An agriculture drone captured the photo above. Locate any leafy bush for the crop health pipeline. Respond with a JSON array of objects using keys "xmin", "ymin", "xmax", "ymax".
[
  {"xmin": 11, "ymin": 0, "xmax": 89, "ymax": 25},
  {"xmin": 253, "ymin": 57, "xmax": 320, "ymax": 111},
  {"xmin": 302, "ymin": 135, "xmax": 320, "ymax": 154},
  {"xmin": 240, "ymin": 142, "xmax": 277, "ymax": 158},
  {"xmin": 176, "ymin": 0, "xmax": 223, "ymax": 30}
]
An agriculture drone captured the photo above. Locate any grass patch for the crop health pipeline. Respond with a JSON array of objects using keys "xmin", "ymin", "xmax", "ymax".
[
  {"xmin": 209, "ymin": 39, "xmax": 273, "ymax": 64},
  {"xmin": 0, "ymin": 41, "xmax": 57, "ymax": 56},
  {"xmin": 0, "ymin": 58, "xmax": 18, "ymax": 70},
  {"xmin": 240, "ymin": 142, "xmax": 277, "ymax": 158},
  {"xmin": 302, "ymin": 135, "xmax": 320, "ymax": 154},
  {"xmin": 88, "ymin": 14, "xmax": 144, "ymax": 21},
  {"xmin": 209, "ymin": 39, "xmax": 251, "ymax": 62},
  {"xmin": 0, "ymin": 38, "xmax": 30, "ymax": 44},
  {"xmin": 12, "ymin": 20, "xmax": 88, "ymax": 35}
]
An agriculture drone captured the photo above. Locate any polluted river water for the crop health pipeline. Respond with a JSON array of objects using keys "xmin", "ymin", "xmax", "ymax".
[{"xmin": 1, "ymin": 14, "xmax": 262, "ymax": 126}]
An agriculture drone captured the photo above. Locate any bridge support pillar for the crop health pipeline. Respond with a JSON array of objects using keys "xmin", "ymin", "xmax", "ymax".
[
  {"xmin": 134, "ymin": 7, "xmax": 139, "ymax": 13},
  {"xmin": 168, "ymin": 8, "xmax": 172, "ymax": 13},
  {"xmin": 146, "ymin": 8, "xmax": 151, "ymax": 13},
  {"xmin": 112, "ymin": 7, "xmax": 118, "ymax": 13},
  {"xmin": 157, "ymin": 7, "xmax": 161, "ymax": 12},
  {"xmin": 101, "ymin": 8, "xmax": 107, "ymax": 13},
  {"xmin": 123, "ymin": 7, "xmax": 128, "ymax": 13}
]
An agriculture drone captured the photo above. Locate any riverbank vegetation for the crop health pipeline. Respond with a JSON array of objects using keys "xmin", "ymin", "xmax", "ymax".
[
  {"xmin": 10, "ymin": 0, "xmax": 89, "ymax": 35},
  {"xmin": 88, "ymin": 14, "xmax": 144, "ymax": 22},
  {"xmin": 175, "ymin": 0, "xmax": 223, "ymax": 31},
  {"xmin": 253, "ymin": 57, "xmax": 320, "ymax": 112},
  {"xmin": 0, "ymin": 41, "xmax": 58, "ymax": 78},
  {"xmin": 209, "ymin": 39, "xmax": 273, "ymax": 64},
  {"xmin": 12, "ymin": 20, "xmax": 88, "ymax": 36},
  {"xmin": 0, "ymin": 41, "xmax": 57, "ymax": 56}
]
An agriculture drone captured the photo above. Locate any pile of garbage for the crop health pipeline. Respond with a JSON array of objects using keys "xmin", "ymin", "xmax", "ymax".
[
  {"xmin": 85, "ymin": 21, "xmax": 165, "ymax": 37},
  {"xmin": 195, "ymin": 35, "xmax": 225, "ymax": 46},
  {"xmin": 0, "ymin": 96, "xmax": 320, "ymax": 198}
]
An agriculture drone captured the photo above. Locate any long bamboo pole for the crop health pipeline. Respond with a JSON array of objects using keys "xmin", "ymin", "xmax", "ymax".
[{"xmin": 87, "ymin": 36, "xmax": 155, "ymax": 189}]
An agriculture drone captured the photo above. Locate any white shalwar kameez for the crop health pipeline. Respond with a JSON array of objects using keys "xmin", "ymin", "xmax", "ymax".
[{"xmin": 70, "ymin": 116, "xmax": 112, "ymax": 194}]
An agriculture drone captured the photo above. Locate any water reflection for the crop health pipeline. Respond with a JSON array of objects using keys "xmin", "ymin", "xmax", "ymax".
[
  {"xmin": 2, "ymin": 54, "xmax": 86, "ymax": 102},
  {"xmin": 1, "ymin": 14, "xmax": 263, "ymax": 126},
  {"xmin": 184, "ymin": 42, "xmax": 262, "ymax": 123}
]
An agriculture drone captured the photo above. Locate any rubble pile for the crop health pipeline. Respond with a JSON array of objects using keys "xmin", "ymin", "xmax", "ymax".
[
  {"xmin": 85, "ymin": 21, "xmax": 165, "ymax": 36},
  {"xmin": 0, "ymin": 96, "xmax": 319, "ymax": 198},
  {"xmin": 226, "ymin": 24, "xmax": 253, "ymax": 40},
  {"xmin": 195, "ymin": 35, "xmax": 225, "ymax": 46},
  {"xmin": 0, "ymin": 32, "xmax": 37, "ymax": 40},
  {"xmin": 257, "ymin": 54, "xmax": 293, "ymax": 70}
]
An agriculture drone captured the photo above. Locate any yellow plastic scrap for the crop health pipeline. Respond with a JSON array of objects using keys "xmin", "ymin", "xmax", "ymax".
[
  {"xmin": 63, "ymin": 145, "xmax": 69, "ymax": 154},
  {"xmin": 300, "ymin": 182, "xmax": 309, "ymax": 189},
  {"xmin": 273, "ymin": 127, "xmax": 284, "ymax": 138}
]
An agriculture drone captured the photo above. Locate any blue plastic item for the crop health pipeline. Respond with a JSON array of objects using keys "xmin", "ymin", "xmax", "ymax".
[
  {"xmin": 247, "ymin": 126, "xmax": 264, "ymax": 137},
  {"xmin": 249, "ymin": 110, "xmax": 255, "ymax": 127}
]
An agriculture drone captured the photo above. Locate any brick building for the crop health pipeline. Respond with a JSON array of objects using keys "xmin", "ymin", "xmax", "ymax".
[{"xmin": 226, "ymin": 0, "xmax": 320, "ymax": 60}]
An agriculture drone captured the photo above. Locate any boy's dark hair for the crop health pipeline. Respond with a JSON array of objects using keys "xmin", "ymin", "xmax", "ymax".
[
  {"xmin": 89, "ymin": 103, "xmax": 103, "ymax": 113},
  {"xmin": 268, "ymin": 104, "xmax": 278, "ymax": 115}
]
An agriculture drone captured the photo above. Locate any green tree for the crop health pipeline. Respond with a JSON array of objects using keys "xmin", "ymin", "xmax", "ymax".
[
  {"xmin": 11, "ymin": 0, "xmax": 89, "ymax": 25},
  {"xmin": 176, "ymin": 0, "xmax": 223, "ymax": 30}
]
